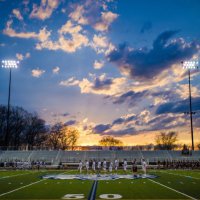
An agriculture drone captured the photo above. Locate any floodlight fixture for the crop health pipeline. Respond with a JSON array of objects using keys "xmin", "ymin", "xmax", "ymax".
[
  {"xmin": 181, "ymin": 59, "xmax": 199, "ymax": 151},
  {"xmin": 182, "ymin": 60, "xmax": 199, "ymax": 69},
  {"xmin": 2, "ymin": 60, "xmax": 19, "ymax": 68},
  {"xmin": 1, "ymin": 59, "xmax": 19, "ymax": 147}
]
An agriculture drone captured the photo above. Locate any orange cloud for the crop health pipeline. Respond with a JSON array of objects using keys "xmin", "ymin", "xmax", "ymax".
[
  {"xmin": 94, "ymin": 11, "xmax": 118, "ymax": 32},
  {"xmin": 30, "ymin": 0, "xmax": 59, "ymax": 20}
]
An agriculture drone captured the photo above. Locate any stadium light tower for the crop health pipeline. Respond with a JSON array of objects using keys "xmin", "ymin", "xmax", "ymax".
[
  {"xmin": 182, "ymin": 60, "xmax": 199, "ymax": 151},
  {"xmin": 1, "ymin": 60, "xmax": 19, "ymax": 147}
]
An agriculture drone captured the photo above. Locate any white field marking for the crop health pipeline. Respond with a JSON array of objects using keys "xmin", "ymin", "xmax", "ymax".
[
  {"xmin": 0, "ymin": 171, "xmax": 36, "ymax": 180},
  {"xmin": 157, "ymin": 170, "xmax": 200, "ymax": 180},
  {"xmin": 0, "ymin": 170, "xmax": 69, "ymax": 197},
  {"xmin": 148, "ymin": 179, "xmax": 197, "ymax": 200},
  {"xmin": 0, "ymin": 179, "xmax": 45, "ymax": 197},
  {"xmin": 0, "ymin": 169, "xmax": 60, "ymax": 179}
]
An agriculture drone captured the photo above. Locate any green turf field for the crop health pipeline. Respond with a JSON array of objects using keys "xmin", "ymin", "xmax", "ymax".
[{"xmin": 0, "ymin": 169, "xmax": 199, "ymax": 199}]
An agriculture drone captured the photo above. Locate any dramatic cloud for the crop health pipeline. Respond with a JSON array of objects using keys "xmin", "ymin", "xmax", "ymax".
[
  {"xmin": 112, "ymin": 114, "xmax": 137, "ymax": 125},
  {"xmin": 105, "ymin": 127, "xmax": 136, "ymax": 136},
  {"xmin": 12, "ymin": 9, "xmax": 23, "ymax": 21},
  {"xmin": 4, "ymin": 0, "xmax": 117, "ymax": 55},
  {"xmin": 110, "ymin": 84, "xmax": 191, "ymax": 108},
  {"xmin": 3, "ymin": 20, "xmax": 51, "ymax": 41},
  {"xmin": 146, "ymin": 113, "xmax": 187, "ymax": 131},
  {"xmin": 60, "ymin": 74, "xmax": 127, "ymax": 96},
  {"xmin": 113, "ymin": 90, "xmax": 148, "ymax": 106},
  {"xmin": 93, "ymin": 113, "xmax": 139, "ymax": 136},
  {"xmin": 175, "ymin": 84, "xmax": 200, "ymax": 99},
  {"xmin": 92, "ymin": 76, "xmax": 113, "ymax": 90},
  {"xmin": 93, "ymin": 124, "xmax": 111, "ymax": 134},
  {"xmin": 93, "ymin": 110, "xmax": 189, "ymax": 136},
  {"xmin": 108, "ymin": 31, "xmax": 199, "ymax": 81},
  {"xmin": 90, "ymin": 34, "xmax": 114, "ymax": 54},
  {"xmin": 69, "ymin": 5, "xmax": 88, "ymax": 25},
  {"xmin": 31, "ymin": 68, "xmax": 45, "ymax": 78},
  {"xmin": 36, "ymin": 20, "xmax": 89, "ymax": 53},
  {"xmin": 30, "ymin": 0, "xmax": 59, "ymax": 20},
  {"xmin": 156, "ymin": 97, "xmax": 200, "ymax": 115},
  {"xmin": 69, "ymin": 0, "xmax": 118, "ymax": 32}
]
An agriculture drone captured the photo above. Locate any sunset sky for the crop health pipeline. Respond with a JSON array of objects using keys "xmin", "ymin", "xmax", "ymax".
[{"xmin": 0, "ymin": 0, "xmax": 200, "ymax": 146}]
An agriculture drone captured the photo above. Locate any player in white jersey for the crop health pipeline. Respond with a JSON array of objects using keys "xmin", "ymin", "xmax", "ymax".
[
  {"xmin": 78, "ymin": 160, "xmax": 83, "ymax": 174},
  {"xmin": 85, "ymin": 160, "xmax": 89, "ymax": 174},
  {"xmin": 114, "ymin": 159, "xmax": 119, "ymax": 171},
  {"xmin": 92, "ymin": 160, "xmax": 96, "ymax": 172},
  {"xmin": 141, "ymin": 158, "xmax": 147, "ymax": 176},
  {"xmin": 109, "ymin": 161, "xmax": 113, "ymax": 173},
  {"xmin": 97, "ymin": 160, "xmax": 101, "ymax": 174},
  {"xmin": 103, "ymin": 159, "xmax": 107, "ymax": 172},
  {"xmin": 123, "ymin": 159, "xmax": 128, "ymax": 173}
]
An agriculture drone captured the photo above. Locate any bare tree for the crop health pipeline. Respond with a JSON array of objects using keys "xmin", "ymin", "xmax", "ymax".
[
  {"xmin": 0, "ymin": 105, "xmax": 47, "ymax": 148},
  {"xmin": 66, "ymin": 127, "xmax": 79, "ymax": 150},
  {"xmin": 99, "ymin": 136, "xmax": 123, "ymax": 146},
  {"xmin": 24, "ymin": 113, "xmax": 47, "ymax": 148},
  {"xmin": 47, "ymin": 123, "xmax": 79, "ymax": 150},
  {"xmin": 0, "ymin": 106, "xmax": 7, "ymax": 145},
  {"xmin": 46, "ymin": 123, "xmax": 60, "ymax": 149},
  {"xmin": 155, "ymin": 131, "xmax": 178, "ymax": 150}
]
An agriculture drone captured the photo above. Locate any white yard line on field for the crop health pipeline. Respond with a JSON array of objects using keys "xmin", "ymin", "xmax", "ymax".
[
  {"xmin": 157, "ymin": 170, "xmax": 200, "ymax": 180},
  {"xmin": 0, "ymin": 179, "xmax": 45, "ymax": 197},
  {"xmin": 0, "ymin": 170, "xmax": 70, "ymax": 197},
  {"xmin": 148, "ymin": 178, "xmax": 197, "ymax": 200},
  {"xmin": 0, "ymin": 171, "xmax": 37, "ymax": 180}
]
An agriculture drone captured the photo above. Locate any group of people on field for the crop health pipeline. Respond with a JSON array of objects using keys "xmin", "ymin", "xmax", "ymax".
[
  {"xmin": 158, "ymin": 159, "xmax": 200, "ymax": 169},
  {"xmin": 77, "ymin": 158, "xmax": 147, "ymax": 175},
  {"xmin": 0, "ymin": 160, "xmax": 47, "ymax": 170}
]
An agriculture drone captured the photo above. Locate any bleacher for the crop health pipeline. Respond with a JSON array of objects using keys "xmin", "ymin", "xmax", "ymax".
[
  {"xmin": 0, "ymin": 150, "xmax": 31, "ymax": 162},
  {"xmin": 143, "ymin": 150, "xmax": 171, "ymax": 162},
  {"xmin": 0, "ymin": 150, "xmax": 199, "ymax": 164},
  {"xmin": 30, "ymin": 150, "xmax": 59, "ymax": 164},
  {"xmin": 60, "ymin": 151, "xmax": 86, "ymax": 163}
]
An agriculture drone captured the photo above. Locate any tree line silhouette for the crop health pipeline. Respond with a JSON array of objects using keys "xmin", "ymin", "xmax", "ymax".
[{"xmin": 0, "ymin": 105, "xmax": 79, "ymax": 150}]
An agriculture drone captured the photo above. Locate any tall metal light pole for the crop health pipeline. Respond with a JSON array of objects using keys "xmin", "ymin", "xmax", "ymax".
[
  {"xmin": 1, "ymin": 60, "xmax": 19, "ymax": 147},
  {"xmin": 182, "ymin": 60, "xmax": 199, "ymax": 151}
]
